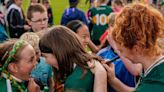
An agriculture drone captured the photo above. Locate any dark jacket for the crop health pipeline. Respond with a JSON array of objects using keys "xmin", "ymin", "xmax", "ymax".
[
  {"xmin": 61, "ymin": 8, "xmax": 88, "ymax": 25},
  {"xmin": 7, "ymin": 4, "xmax": 26, "ymax": 38}
]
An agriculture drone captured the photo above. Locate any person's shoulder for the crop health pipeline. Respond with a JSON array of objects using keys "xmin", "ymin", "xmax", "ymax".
[
  {"xmin": 89, "ymin": 7, "xmax": 97, "ymax": 12},
  {"xmin": 137, "ymin": 60, "xmax": 164, "ymax": 92},
  {"xmin": 62, "ymin": 8, "xmax": 69, "ymax": 14},
  {"xmin": 75, "ymin": 8, "xmax": 85, "ymax": 13},
  {"xmin": 148, "ymin": 60, "xmax": 164, "ymax": 77},
  {"xmin": 102, "ymin": 5, "xmax": 113, "ymax": 12},
  {"xmin": 7, "ymin": 8, "xmax": 20, "ymax": 18},
  {"xmin": 135, "ymin": 80, "xmax": 164, "ymax": 92},
  {"xmin": 8, "ymin": 8, "xmax": 19, "ymax": 13}
]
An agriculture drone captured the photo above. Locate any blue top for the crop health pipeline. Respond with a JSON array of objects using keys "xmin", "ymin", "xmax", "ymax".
[
  {"xmin": 61, "ymin": 8, "xmax": 88, "ymax": 25},
  {"xmin": 31, "ymin": 57, "xmax": 53, "ymax": 86},
  {"xmin": 97, "ymin": 46, "xmax": 136, "ymax": 92}
]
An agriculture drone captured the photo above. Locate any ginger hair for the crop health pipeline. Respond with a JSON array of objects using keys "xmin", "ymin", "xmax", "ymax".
[{"xmin": 112, "ymin": 3, "xmax": 164, "ymax": 54}]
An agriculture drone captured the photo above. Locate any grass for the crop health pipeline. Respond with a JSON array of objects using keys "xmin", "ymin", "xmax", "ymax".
[{"xmin": 22, "ymin": 0, "xmax": 89, "ymax": 25}]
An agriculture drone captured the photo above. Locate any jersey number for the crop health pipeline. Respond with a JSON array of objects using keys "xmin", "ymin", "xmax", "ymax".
[{"xmin": 93, "ymin": 14, "xmax": 108, "ymax": 25}]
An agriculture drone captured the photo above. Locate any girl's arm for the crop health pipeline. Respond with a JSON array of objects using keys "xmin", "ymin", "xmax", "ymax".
[
  {"xmin": 88, "ymin": 61, "xmax": 107, "ymax": 92},
  {"xmin": 103, "ymin": 64, "xmax": 135, "ymax": 92}
]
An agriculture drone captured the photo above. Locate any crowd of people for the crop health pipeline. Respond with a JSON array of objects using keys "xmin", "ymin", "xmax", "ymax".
[{"xmin": 0, "ymin": 0, "xmax": 164, "ymax": 92}]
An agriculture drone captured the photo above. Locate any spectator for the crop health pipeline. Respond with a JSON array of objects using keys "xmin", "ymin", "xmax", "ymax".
[
  {"xmin": 88, "ymin": 0, "xmax": 113, "ymax": 45},
  {"xmin": 66, "ymin": 20, "xmax": 104, "ymax": 53},
  {"xmin": 61, "ymin": 0, "xmax": 88, "ymax": 26},
  {"xmin": 27, "ymin": 3, "xmax": 48, "ymax": 32},
  {"xmin": 6, "ymin": 0, "xmax": 31, "ymax": 38},
  {"xmin": 42, "ymin": 0, "xmax": 53, "ymax": 26}
]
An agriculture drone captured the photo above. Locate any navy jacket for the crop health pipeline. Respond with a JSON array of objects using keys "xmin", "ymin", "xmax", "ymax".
[{"xmin": 61, "ymin": 8, "xmax": 88, "ymax": 25}]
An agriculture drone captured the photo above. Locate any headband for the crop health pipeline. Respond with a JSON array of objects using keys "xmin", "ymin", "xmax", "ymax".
[{"xmin": 2, "ymin": 40, "xmax": 25, "ymax": 72}]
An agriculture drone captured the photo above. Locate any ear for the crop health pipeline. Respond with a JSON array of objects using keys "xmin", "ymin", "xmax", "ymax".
[
  {"xmin": 27, "ymin": 19, "xmax": 32, "ymax": 26},
  {"xmin": 8, "ymin": 63, "xmax": 18, "ymax": 73}
]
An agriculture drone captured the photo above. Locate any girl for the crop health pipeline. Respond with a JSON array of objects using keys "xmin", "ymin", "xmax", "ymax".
[
  {"xmin": 20, "ymin": 32, "xmax": 54, "ymax": 92},
  {"xmin": 66, "ymin": 20, "xmax": 104, "ymax": 53},
  {"xmin": 0, "ymin": 39, "xmax": 39, "ymax": 92},
  {"xmin": 39, "ymin": 25, "xmax": 107, "ymax": 92},
  {"xmin": 104, "ymin": 3, "xmax": 164, "ymax": 92}
]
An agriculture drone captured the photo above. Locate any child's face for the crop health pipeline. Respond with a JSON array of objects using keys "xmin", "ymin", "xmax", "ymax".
[
  {"xmin": 41, "ymin": 53, "xmax": 59, "ymax": 70},
  {"xmin": 76, "ymin": 25, "xmax": 90, "ymax": 48},
  {"xmin": 14, "ymin": 0, "xmax": 23, "ymax": 6},
  {"xmin": 15, "ymin": 44, "xmax": 36, "ymax": 81},
  {"xmin": 29, "ymin": 12, "xmax": 48, "ymax": 32},
  {"xmin": 43, "ymin": 1, "xmax": 50, "ymax": 8}
]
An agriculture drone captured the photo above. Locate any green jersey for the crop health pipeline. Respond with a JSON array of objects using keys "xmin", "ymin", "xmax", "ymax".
[
  {"xmin": 64, "ymin": 66, "xmax": 94, "ymax": 92},
  {"xmin": 135, "ymin": 59, "xmax": 164, "ymax": 92},
  {"xmin": 89, "ymin": 5, "xmax": 113, "ymax": 43}
]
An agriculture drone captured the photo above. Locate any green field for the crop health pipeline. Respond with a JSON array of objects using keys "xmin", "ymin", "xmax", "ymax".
[{"xmin": 22, "ymin": 0, "xmax": 89, "ymax": 25}]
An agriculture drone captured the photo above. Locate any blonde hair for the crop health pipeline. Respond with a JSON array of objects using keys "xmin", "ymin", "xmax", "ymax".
[
  {"xmin": 108, "ymin": 13, "xmax": 116, "ymax": 26},
  {"xmin": 20, "ymin": 32, "xmax": 40, "ymax": 48}
]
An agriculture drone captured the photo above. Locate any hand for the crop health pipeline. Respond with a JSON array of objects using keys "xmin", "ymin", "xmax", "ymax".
[
  {"xmin": 103, "ymin": 63, "xmax": 115, "ymax": 83},
  {"xmin": 87, "ymin": 60, "xmax": 106, "ymax": 75},
  {"xmin": 24, "ymin": 25, "xmax": 31, "ymax": 30},
  {"xmin": 27, "ymin": 78, "xmax": 40, "ymax": 92}
]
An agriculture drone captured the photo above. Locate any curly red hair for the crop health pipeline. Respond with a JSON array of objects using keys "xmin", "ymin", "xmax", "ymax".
[{"xmin": 112, "ymin": 3, "xmax": 164, "ymax": 53}]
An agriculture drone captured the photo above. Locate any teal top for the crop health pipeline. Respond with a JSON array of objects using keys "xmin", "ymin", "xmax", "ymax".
[
  {"xmin": 0, "ymin": 77, "xmax": 26, "ymax": 92},
  {"xmin": 31, "ymin": 57, "xmax": 53, "ymax": 86},
  {"xmin": 135, "ymin": 59, "xmax": 164, "ymax": 92},
  {"xmin": 64, "ymin": 66, "xmax": 94, "ymax": 92}
]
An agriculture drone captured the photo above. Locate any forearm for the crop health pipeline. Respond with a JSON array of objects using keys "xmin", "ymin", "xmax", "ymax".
[
  {"xmin": 94, "ymin": 70, "xmax": 107, "ymax": 92},
  {"xmin": 88, "ymin": 40, "xmax": 99, "ymax": 53},
  {"xmin": 109, "ymin": 77, "xmax": 135, "ymax": 92}
]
